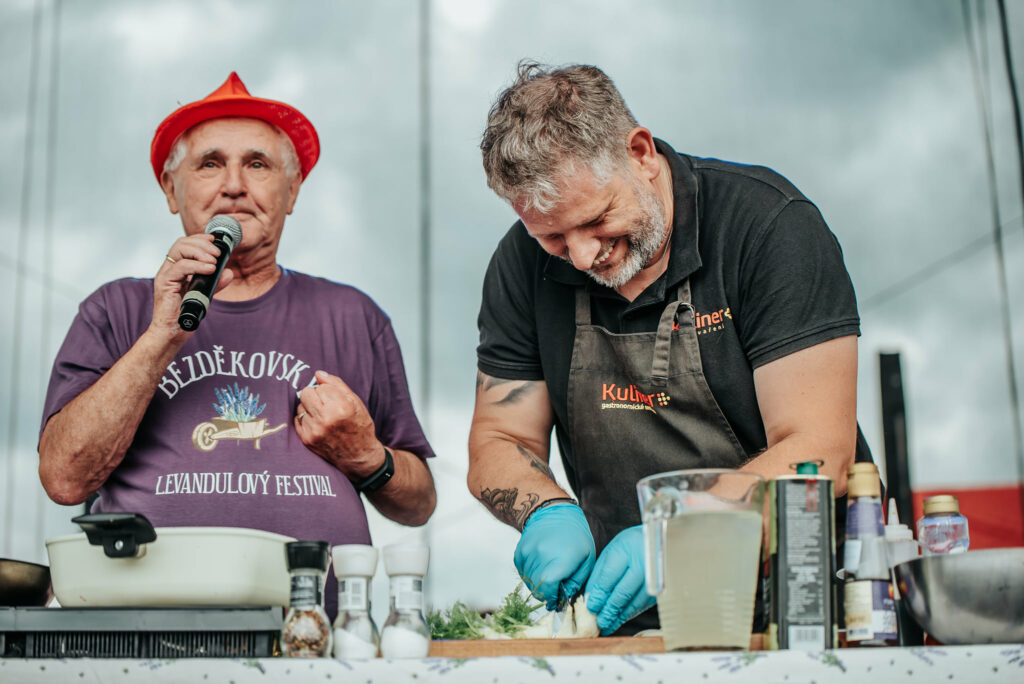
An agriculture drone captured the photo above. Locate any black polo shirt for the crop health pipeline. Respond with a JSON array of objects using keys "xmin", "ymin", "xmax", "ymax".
[{"xmin": 477, "ymin": 139, "xmax": 862, "ymax": 490}]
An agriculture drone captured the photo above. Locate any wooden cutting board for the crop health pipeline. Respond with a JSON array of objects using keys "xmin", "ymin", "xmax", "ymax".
[{"xmin": 429, "ymin": 633, "xmax": 764, "ymax": 657}]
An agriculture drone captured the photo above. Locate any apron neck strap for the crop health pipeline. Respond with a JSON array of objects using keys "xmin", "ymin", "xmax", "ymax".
[
  {"xmin": 575, "ymin": 287, "xmax": 592, "ymax": 326},
  {"xmin": 652, "ymin": 282, "xmax": 694, "ymax": 384}
]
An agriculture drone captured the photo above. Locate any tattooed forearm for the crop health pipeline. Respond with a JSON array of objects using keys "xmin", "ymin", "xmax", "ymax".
[
  {"xmin": 479, "ymin": 487, "xmax": 540, "ymax": 530},
  {"xmin": 516, "ymin": 445, "xmax": 555, "ymax": 480}
]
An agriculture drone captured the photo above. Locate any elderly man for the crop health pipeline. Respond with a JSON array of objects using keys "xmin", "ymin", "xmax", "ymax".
[
  {"xmin": 469, "ymin": 62, "xmax": 871, "ymax": 635},
  {"xmin": 39, "ymin": 73, "xmax": 435, "ymax": 617}
]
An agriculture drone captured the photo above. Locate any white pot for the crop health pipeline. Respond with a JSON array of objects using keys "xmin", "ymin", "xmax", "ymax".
[{"xmin": 45, "ymin": 527, "xmax": 295, "ymax": 607}]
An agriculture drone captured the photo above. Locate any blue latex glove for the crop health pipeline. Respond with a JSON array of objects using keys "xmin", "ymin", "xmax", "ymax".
[
  {"xmin": 585, "ymin": 525, "xmax": 656, "ymax": 635},
  {"xmin": 514, "ymin": 503, "xmax": 596, "ymax": 610}
]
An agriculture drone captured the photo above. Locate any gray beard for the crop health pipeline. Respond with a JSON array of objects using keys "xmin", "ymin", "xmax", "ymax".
[{"xmin": 585, "ymin": 179, "xmax": 670, "ymax": 290}]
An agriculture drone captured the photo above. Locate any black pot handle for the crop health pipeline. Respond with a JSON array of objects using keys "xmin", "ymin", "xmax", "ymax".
[{"xmin": 72, "ymin": 513, "xmax": 157, "ymax": 558}]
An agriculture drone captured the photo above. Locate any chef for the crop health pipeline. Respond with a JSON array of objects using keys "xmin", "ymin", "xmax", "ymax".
[
  {"xmin": 38, "ymin": 72, "xmax": 436, "ymax": 618},
  {"xmin": 469, "ymin": 62, "xmax": 871, "ymax": 635}
]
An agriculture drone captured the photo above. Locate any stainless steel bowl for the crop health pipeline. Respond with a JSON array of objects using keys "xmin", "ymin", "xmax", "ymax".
[
  {"xmin": 894, "ymin": 548, "xmax": 1024, "ymax": 644},
  {"xmin": 0, "ymin": 558, "xmax": 52, "ymax": 606}
]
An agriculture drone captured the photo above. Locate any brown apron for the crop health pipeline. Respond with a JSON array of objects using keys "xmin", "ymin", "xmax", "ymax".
[{"xmin": 567, "ymin": 280, "xmax": 750, "ymax": 632}]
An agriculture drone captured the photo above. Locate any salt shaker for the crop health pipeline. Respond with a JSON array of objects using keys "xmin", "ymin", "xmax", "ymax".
[
  {"xmin": 380, "ymin": 542, "xmax": 430, "ymax": 658},
  {"xmin": 331, "ymin": 544, "xmax": 381, "ymax": 658},
  {"xmin": 916, "ymin": 495, "xmax": 970, "ymax": 555},
  {"xmin": 281, "ymin": 540, "xmax": 333, "ymax": 658}
]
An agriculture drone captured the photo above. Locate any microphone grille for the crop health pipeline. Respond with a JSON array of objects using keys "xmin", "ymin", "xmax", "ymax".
[{"xmin": 205, "ymin": 215, "xmax": 243, "ymax": 246}]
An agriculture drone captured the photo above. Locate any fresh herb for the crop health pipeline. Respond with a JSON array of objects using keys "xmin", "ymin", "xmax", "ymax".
[
  {"xmin": 427, "ymin": 601, "xmax": 486, "ymax": 640},
  {"xmin": 488, "ymin": 584, "xmax": 541, "ymax": 636},
  {"xmin": 427, "ymin": 584, "xmax": 542, "ymax": 640}
]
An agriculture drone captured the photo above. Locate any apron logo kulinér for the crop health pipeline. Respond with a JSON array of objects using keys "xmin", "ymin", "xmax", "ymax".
[
  {"xmin": 600, "ymin": 382, "xmax": 671, "ymax": 413},
  {"xmin": 672, "ymin": 306, "xmax": 731, "ymax": 335}
]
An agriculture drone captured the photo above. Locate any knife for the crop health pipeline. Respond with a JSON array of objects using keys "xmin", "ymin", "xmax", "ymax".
[{"xmin": 551, "ymin": 585, "xmax": 583, "ymax": 636}]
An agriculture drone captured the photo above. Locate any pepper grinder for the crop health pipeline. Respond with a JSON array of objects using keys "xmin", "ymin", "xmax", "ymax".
[
  {"xmin": 281, "ymin": 540, "xmax": 333, "ymax": 658},
  {"xmin": 331, "ymin": 544, "xmax": 381, "ymax": 658},
  {"xmin": 380, "ymin": 542, "xmax": 430, "ymax": 658}
]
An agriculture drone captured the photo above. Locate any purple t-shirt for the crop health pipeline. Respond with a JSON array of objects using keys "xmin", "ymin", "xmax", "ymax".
[{"xmin": 41, "ymin": 268, "xmax": 434, "ymax": 617}]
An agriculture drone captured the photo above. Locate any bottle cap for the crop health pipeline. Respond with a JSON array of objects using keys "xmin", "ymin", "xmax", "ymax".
[
  {"xmin": 383, "ymin": 542, "xmax": 430, "ymax": 577},
  {"xmin": 331, "ymin": 544, "xmax": 378, "ymax": 577},
  {"xmin": 795, "ymin": 461, "xmax": 820, "ymax": 475},
  {"xmin": 286, "ymin": 540, "xmax": 331, "ymax": 572},
  {"xmin": 922, "ymin": 494, "xmax": 961, "ymax": 516},
  {"xmin": 846, "ymin": 462, "xmax": 881, "ymax": 498},
  {"xmin": 884, "ymin": 499, "xmax": 914, "ymax": 541}
]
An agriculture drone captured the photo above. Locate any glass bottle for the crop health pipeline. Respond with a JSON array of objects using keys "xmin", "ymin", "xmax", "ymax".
[
  {"xmin": 380, "ymin": 542, "xmax": 430, "ymax": 658},
  {"xmin": 281, "ymin": 540, "xmax": 333, "ymax": 658},
  {"xmin": 331, "ymin": 544, "xmax": 381, "ymax": 658},
  {"xmin": 842, "ymin": 463, "xmax": 898, "ymax": 647},
  {"xmin": 917, "ymin": 495, "xmax": 970, "ymax": 555}
]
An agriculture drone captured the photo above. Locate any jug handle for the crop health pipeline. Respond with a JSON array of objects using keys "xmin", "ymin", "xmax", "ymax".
[{"xmin": 643, "ymin": 517, "xmax": 667, "ymax": 596}]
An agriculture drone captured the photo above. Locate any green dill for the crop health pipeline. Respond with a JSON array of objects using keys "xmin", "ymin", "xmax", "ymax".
[
  {"xmin": 427, "ymin": 600, "xmax": 486, "ymax": 640},
  {"xmin": 427, "ymin": 584, "xmax": 543, "ymax": 640},
  {"xmin": 487, "ymin": 584, "xmax": 542, "ymax": 636}
]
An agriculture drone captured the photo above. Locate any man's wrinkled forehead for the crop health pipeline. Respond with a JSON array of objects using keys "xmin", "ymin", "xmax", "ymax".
[
  {"xmin": 192, "ymin": 143, "xmax": 275, "ymax": 162},
  {"xmin": 181, "ymin": 117, "xmax": 288, "ymax": 158},
  {"xmin": 513, "ymin": 160, "xmax": 613, "ymax": 216}
]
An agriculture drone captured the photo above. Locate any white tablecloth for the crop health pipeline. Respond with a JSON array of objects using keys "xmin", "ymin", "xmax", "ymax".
[{"xmin": 2, "ymin": 644, "xmax": 1022, "ymax": 683}]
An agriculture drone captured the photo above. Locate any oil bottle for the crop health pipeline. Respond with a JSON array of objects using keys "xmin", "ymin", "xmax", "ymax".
[{"xmin": 842, "ymin": 463, "xmax": 897, "ymax": 646}]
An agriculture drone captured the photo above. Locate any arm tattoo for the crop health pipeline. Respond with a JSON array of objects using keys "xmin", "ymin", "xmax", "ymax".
[
  {"xmin": 516, "ymin": 445, "xmax": 555, "ymax": 480},
  {"xmin": 479, "ymin": 487, "xmax": 540, "ymax": 531},
  {"xmin": 476, "ymin": 373, "xmax": 538, "ymax": 406},
  {"xmin": 493, "ymin": 383, "xmax": 534, "ymax": 406}
]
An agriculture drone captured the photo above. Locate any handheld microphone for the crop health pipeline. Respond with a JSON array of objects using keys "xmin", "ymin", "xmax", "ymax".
[{"xmin": 177, "ymin": 215, "xmax": 243, "ymax": 331}]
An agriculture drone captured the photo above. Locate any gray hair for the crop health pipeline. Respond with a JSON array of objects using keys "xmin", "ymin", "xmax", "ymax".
[
  {"xmin": 481, "ymin": 61, "xmax": 639, "ymax": 213},
  {"xmin": 163, "ymin": 120, "xmax": 300, "ymax": 180}
]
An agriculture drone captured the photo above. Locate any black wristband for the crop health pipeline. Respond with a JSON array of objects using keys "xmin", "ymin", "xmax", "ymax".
[
  {"xmin": 521, "ymin": 496, "xmax": 578, "ymax": 530},
  {"xmin": 356, "ymin": 447, "xmax": 395, "ymax": 494}
]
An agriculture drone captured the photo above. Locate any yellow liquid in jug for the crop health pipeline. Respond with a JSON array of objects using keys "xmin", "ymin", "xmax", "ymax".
[{"xmin": 658, "ymin": 509, "xmax": 763, "ymax": 650}]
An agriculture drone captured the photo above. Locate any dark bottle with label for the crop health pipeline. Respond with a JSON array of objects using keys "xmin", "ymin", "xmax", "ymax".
[
  {"xmin": 768, "ymin": 460, "xmax": 838, "ymax": 650},
  {"xmin": 842, "ymin": 463, "xmax": 898, "ymax": 646},
  {"xmin": 282, "ymin": 540, "xmax": 333, "ymax": 657}
]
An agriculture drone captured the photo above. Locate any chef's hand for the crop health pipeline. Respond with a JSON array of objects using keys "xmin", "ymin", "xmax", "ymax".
[
  {"xmin": 514, "ymin": 503, "xmax": 596, "ymax": 610},
  {"xmin": 295, "ymin": 370, "xmax": 382, "ymax": 477},
  {"xmin": 585, "ymin": 525, "xmax": 655, "ymax": 635}
]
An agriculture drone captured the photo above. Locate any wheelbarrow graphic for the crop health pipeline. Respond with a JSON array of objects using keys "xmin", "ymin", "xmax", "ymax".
[{"xmin": 191, "ymin": 416, "xmax": 287, "ymax": 451}]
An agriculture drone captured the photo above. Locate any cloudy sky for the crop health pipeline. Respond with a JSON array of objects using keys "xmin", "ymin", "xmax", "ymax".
[{"xmin": 1, "ymin": 0, "xmax": 1022, "ymax": 615}]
